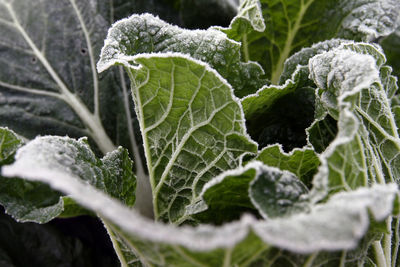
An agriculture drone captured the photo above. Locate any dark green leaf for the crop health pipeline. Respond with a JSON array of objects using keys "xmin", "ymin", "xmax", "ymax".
[
  {"xmin": 220, "ymin": 0, "xmax": 400, "ymax": 84},
  {"xmin": 255, "ymin": 145, "xmax": 319, "ymax": 187}
]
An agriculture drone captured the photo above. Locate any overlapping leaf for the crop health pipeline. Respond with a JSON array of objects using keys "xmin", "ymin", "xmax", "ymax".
[
  {"xmin": 308, "ymin": 43, "xmax": 400, "ymax": 197},
  {"xmin": 2, "ymin": 148, "xmax": 398, "ymax": 265},
  {"xmin": 219, "ymin": 0, "xmax": 400, "ymax": 84},
  {"xmin": 0, "ymin": 132, "xmax": 136, "ymax": 223},
  {"xmin": 99, "ymin": 53, "xmax": 258, "ymax": 223},
  {"xmin": 190, "ymin": 161, "xmax": 310, "ymax": 224},
  {"xmin": 97, "ymin": 13, "xmax": 266, "ymax": 97},
  {"xmin": 255, "ymin": 144, "xmax": 320, "ymax": 186}
]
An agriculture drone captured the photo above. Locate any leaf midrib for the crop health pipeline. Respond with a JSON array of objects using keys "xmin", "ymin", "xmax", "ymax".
[
  {"xmin": 270, "ymin": 0, "xmax": 315, "ymax": 84},
  {"xmin": 1, "ymin": 1, "xmax": 116, "ymax": 154}
]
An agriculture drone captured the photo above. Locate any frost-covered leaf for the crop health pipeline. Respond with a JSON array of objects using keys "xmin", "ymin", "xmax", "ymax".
[
  {"xmin": 2, "ymin": 154, "xmax": 398, "ymax": 265},
  {"xmin": 188, "ymin": 164, "xmax": 258, "ymax": 224},
  {"xmin": 99, "ymin": 53, "xmax": 257, "ymax": 223},
  {"xmin": 255, "ymin": 145, "xmax": 319, "ymax": 187},
  {"xmin": 0, "ymin": 177, "xmax": 64, "ymax": 224},
  {"xmin": 308, "ymin": 42, "xmax": 400, "ymax": 197},
  {"xmin": 101, "ymin": 147, "xmax": 136, "ymax": 207},
  {"xmin": 220, "ymin": 0, "xmax": 400, "ymax": 84},
  {"xmin": 0, "ymin": 135, "xmax": 136, "ymax": 223},
  {"xmin": 97, "ymin": 13, "xmax": 266, "ymax": 97},
  {"xmin": 0, "ymin": 127, "xmax": 23, "ymax": 165},
  {"xmin": 192, "ymin": 161, "xmax": 309, "ymax": 223},
  {"xmin": 0, "ymin": 127, "xmax": 64, "ymax": 223},
  {"xmin": 307, "ymin": 114, "xmax": 338, "ymax": 153},
  {"xmin": 216, "ymin": 0, "xmax": 265, "ymax": 63},
  {"xmin": 249, "ymin": 164, "xmax": 309, "ymax": 219}
]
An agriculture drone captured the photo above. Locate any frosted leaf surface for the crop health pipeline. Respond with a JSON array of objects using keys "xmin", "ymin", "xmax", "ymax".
[
  {"xmin": 218, "ymin": 0, "xmax": 400, "ymax": 84},
  {"xmin": 0, "ymin": 135, "xmax": 136, "ymax": 223},
  {"xmin": 249, "ymin": 164, "xmax": 309, "ymax": 219},
  {"xmin": 2, "ymin": 153, "xmax": 398, "ymax": 265},
  {"xmin": 191, "ymin": 161, "xmax": 310, "ymax": 223},
  {"xmin": 308, "ymin": 43, "xmax": 400, "ymax": 198},
  {"xmin": 0, "ymin": 127, "xmax": 23, "ymax": 164},
  {"xmin": 111, "ymin": 53, "xmax": 257, "ymax": 223},
  {"xmin": 97, "ymin": 13, "xmax": 266, "ymax": 97},
  {"xmin": 255, "ymin": 144, "xmax": 319, "ymax": 186},
  {"xmin": 0, "ymin": 127, "xmax": 64, "ymax": 223},
  {"xmin": 216, "ymin": 0, "xmax": 266, "ymax": 38},
  {"xmin": 0, "ymin": 0, "xmax": 153, "ymax": 156},
  {"xmin": 339, "ymin": 0, "xmax": 400, "ymax": 41}
]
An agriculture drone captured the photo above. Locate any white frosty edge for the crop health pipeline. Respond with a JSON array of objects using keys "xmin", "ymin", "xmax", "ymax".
[
  {"xmin": 96, "ymin": 13, "xmax": 242, "ymax": 73},
  {"xmin": 247, "ymin": 163, "xmax": 301, "ymax": 220},
  {"xmin": 307, "ymin": 45, "xmax": 382, "ymax": 201},
  {"xmin": 123, "ymin": 51, "xmax": 258, "ymax": 149},
  {"xmin": 2, "ymin": 159, "xmax": 397, "ymax": 253},
  {"xmin": 214, "ymin": 0, "xmax": 266, "ymax": 33}
]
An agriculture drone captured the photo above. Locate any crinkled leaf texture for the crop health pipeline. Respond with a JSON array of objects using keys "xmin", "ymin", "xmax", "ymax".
[
  {"xmin": 219, "ymin": 0, "xmax": 400, "ymax": 84},
  {"xmin": 0, "ymin": 131, "xmax": 136, "ymax": 223},
  {"xmin": 97, "ymin": 13, "xmax": 266, "ymax": 97},
  {"xmin": 189, "ymin": 161, "xmax": 310, "ymax": 224},
  {"xmin": 308, "ymin": 42, "xmax": 400, "ymax": 198},
  {"xmin": 99, "ymin": 52, "xmax": 258, "ymax": 223},
  {"xmin": 1, "ymin": 146, "xmax": 398, "ymax": 265}
]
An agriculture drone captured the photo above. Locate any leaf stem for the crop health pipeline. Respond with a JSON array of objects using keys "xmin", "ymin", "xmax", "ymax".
[
  {"xmin": 392, "ymin": 217, "xmax": 400, "ymax": 267},
  {"xmin": 383, "ymin": 217, "xmax": 392, "ymax": 267},
  {"xmin": 119, "ymin": 67, "xmax": 153, "ymax": 218},
  {"xmin": 242, "ymin": 33, "xmax": 250, "ymax": 62},
  {"xmin": 101, "ymin": 219, "xmax": 129, "ymax": 267},
  {"xmin": 373, "ymin": 241, "xmax": 387, "ymax": 267},
  {"xmin": 270, "ymin": 0, "xmax": 315, "ymax": 84},
  {"xmin": 303, "ymin": 252, "xmax": 318, "ymax": 267}
]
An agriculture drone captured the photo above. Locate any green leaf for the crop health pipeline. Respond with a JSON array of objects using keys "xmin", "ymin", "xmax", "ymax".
[
  {"xmin": 216, "ymin": 0, "xmax": 266, "ymax": 63},
  {"xmin": 0, "ymin": 0, "xmax": 118, "ymax": 154},
  {"xmin": 0, "ymin": 0, "xmax": 157, "ymax": 176},
  {"xmin": 58, "ymin": 197, "xmax": 93, "ymax": 218},
  {"xmin": 2, "ymin": 152, "xmax": 398, "ymax": 265},
  {"xmin": 101, "ymin": 147, "xmax": 137, "ymax": 207},
  {"xmin": 97, "ymin": 13, "xmax": 266, "ymax": 97},
  {"xmin": 381, "ymin": 26, "xmax": 400, "ymax": 79},
  {"xmin": 192, "ymin": 161, "xmax": 309, "ymax": 223},
  {"xmin": 308, "ymin": 42, "xmax": 400, "ymax": 198},
  {"xmin": 220, "ymin": 0, "xmax": 400, "ymax": 84},
  {"xmin": 255, "ymin": 144, "xmax": 320, "ymax": 187},
  {"xmin": 0, "ymin": 127, "xmax": 23, "ymax": 165},
  {"xmin": 0, "ymin": 177, "xmax": 64, "ymax": 224},
  {"xmin": 0, "ymin": 127, "xmax": 64, "ymax": 223},
  {"xmin": 99, "ymin": 53, "xmax": 258, "ymax": 223},
  {"xmin": 0, "ymin": 135, "xmax": 136, "ymax": 223},
  {"xmin": 249, "ymin": 164, "xmax": 309, "ymax": 219},
  {"xmin": 188, "ymin": 164, "xmax": 258, "ymax": 224}
]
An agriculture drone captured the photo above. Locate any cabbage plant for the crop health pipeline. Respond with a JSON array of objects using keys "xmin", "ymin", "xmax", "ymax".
[{"xmin": 1, "ymin": 0, "xmax": 400, "ymax": 266}]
